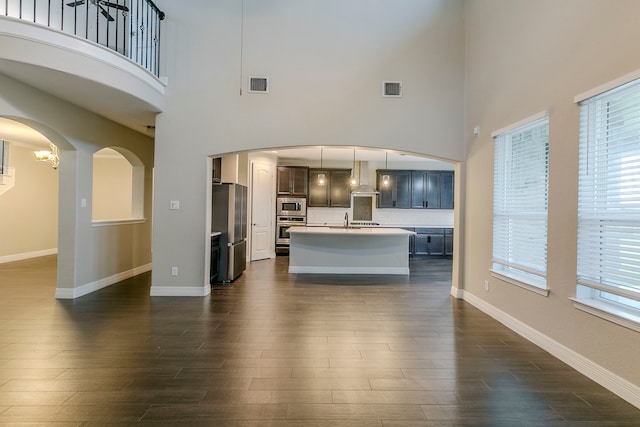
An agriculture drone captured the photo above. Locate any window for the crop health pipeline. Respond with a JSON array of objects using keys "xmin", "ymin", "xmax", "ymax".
[
  {"xmin": 491, "ymin": 113, "xmax": 549, "ymax": 292},
  {"xmin": 575, "ymin": 77, "xmax": 640, "ymax": 328},
  {"xmin": 0, "ymin": 140, "xmax": 8, "ymax": 175}
]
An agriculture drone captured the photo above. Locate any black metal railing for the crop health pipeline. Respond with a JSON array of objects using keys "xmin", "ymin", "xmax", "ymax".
[{"xmin": 1, "ymin": 0, "xmax": 165, "ymax": 77}]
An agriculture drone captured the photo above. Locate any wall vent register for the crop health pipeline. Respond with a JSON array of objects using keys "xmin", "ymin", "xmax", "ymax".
[
  {"xmin": 249, "ymin": 77, "xmax": 269, "ymax": 93},
  {"xmin": 383, "ymin": 81, "xmax": 402, "ymax": 97}
]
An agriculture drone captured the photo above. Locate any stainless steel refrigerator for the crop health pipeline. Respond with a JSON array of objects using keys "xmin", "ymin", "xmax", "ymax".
[{"xmin": 211, "ymin": 183, "xmax": 247, "ymax": 282}]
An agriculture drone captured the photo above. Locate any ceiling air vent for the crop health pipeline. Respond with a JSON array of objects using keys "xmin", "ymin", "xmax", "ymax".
[
  {"xmin": 249, "ymin": 77, "xmax": 269, "ymax": 93},
  {"xmin": 383, "ymin": 81, "xmax": 402, "ymax": 97}
]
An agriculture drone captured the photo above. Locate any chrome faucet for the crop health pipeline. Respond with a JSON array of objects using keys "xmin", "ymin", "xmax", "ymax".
[{"xmin": 344, "ymin": 212, "xmax": 349, "ymax": 228}]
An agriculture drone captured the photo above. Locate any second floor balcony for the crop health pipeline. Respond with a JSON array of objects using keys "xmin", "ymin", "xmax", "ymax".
[{"xmin": 0, "ymin": 0, "xmax": 166, "ymax": 132}]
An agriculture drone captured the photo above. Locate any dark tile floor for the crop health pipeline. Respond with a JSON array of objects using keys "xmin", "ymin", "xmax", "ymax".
[{"xmin": 0, "ymin": 255, "xmax": 639, "ymax": 426}]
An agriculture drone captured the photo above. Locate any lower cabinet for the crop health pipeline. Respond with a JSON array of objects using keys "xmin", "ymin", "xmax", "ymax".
[
  {"xmin": 210, "ymin": 234, "xmax": 220, "ymax": 284},
  {"xmin": 411, "ymin": 228, "xmax": 453, "ymax": 257},
  {"xmin": 404, "ymin": 228, "xmax": 415, "ymax": 257},
  {"xmin": 444, "ymin": 228, "xmax": 454, "ymax": 256}
]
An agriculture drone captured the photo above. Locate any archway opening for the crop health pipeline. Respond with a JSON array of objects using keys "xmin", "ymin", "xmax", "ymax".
[
  {"xmin": 0, "ymin": 117, "xmax": 60, "ymax": 264},
  {"xmin": 206, "ymin": 145, "xmax": 459, "ymax": 292},
  {"xmin": 92, "ymin": 147, "xmax": 145, "ymax": 221}
]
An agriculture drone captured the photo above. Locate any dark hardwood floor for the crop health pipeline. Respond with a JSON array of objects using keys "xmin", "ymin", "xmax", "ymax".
[{"xmin": 0, "ymin": 255, "xmax": 639, "ymax": 426}]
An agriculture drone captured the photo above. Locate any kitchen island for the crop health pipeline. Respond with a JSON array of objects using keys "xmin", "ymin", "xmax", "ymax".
[{"xmin": 287, "ymin": 226, "xmax": 415, "ymax": 275}]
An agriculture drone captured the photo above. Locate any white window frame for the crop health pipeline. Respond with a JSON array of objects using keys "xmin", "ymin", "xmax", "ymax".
[
  {"xmin": 491, "ymin": 111, "xmax": 550, "ymax": 295},
  {"xmin": 0, "ymin": 140, "xmax": 8, "ymax": 175},
  {"xmin": 573, "ymin": 72, "xmax": 640, "ymax": 332}
]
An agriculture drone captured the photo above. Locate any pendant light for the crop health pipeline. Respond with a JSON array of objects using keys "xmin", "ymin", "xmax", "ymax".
[
  {"xmin": 318, "ymin": 147, "xmax": 326, "ymax": 186},
  {"xmin": 382, "ymin": 152, "xmax": 390, "ymax": 186},
  {"xmin": 350, "ymin": 149, "xmax": 357, "ymax": 186}
]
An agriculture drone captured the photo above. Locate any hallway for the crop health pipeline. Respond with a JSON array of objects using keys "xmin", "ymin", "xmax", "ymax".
[{"xmin": 0, "ymin": 255, "xmax": 638, "ymax": 425}]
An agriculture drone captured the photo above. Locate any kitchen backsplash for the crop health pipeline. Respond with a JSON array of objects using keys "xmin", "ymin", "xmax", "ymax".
[{"xmin": 307, "ymin": 207, "xmax": 454, "ymax": 227}]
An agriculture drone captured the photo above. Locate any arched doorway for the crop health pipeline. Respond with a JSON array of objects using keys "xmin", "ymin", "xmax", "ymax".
[{"xmin": 0, "ymin": 117, "xmax": 73, "ymax": 290}]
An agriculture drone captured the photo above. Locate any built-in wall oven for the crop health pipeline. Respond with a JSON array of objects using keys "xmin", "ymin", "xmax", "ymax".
[
  {"xmin": 276, "ymin": 216, "xmax": 306, "ymax": 246},
  {"xmin": 276, "ymin": 197, "xmax": 306, "ymax": 255},
  {"xmin": 276, "ymin": 197, "xmax": 307, "ymax": 217}
]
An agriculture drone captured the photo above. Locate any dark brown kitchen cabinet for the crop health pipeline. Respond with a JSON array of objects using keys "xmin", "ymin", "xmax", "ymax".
[
  {"xmin": 377, "ymin": 170, "xmax": 411, "ymax": 208},
  {"xmin": 444, "ymin": 228, "xmax": 454, "ymax": 256},
  {"xmin": 411, "ymin": 171, "xmax": 454, "ymax": 209},
  {"xmin": 414, "ymin": 228, "xmax": 452, "ymax": 257},
  {"xmin": 378, "ymin": 170, "xmax": 454, "ymax": 210},
  {"xmin": 277, "ymin": 166, "xmax": 308, "ymax": 196},
  {"xmin": 308, "ymin": 169, "xmax": 352, "ymax": 207},
  {"xmin": 440, "ymin": 172, "xmax": 454, "ymax": 209}
]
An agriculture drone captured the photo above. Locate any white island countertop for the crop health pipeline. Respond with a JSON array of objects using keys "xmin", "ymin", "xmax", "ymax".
[
  {"xmin": 287, "ymin": 226, "xmax": 414, "ymax": 275},
  {"xmin": 287, "ymin": 226, "xmax": 415, "ymax": 236}
]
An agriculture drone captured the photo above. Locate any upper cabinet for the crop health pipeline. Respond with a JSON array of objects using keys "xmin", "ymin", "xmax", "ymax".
[
  {"xmin": 377, "ymin": 170, "xmax": 411, "ymax": 208},
  {"xmin": 308, "ymin": 169, "xmax": 352, "ymax": 207},
  {"xmin": 377, "ymin": 170, "xmax": 454, "ymax": 209},
  {"xmin": 411, "ymin": 171, "xmax": 454, "ymax": 209},
  {"xmin": 277, "ymin": 166, "xmax": 308, "ymax": 196}
]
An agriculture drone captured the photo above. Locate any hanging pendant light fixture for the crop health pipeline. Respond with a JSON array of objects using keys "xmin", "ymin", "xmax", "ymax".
[
  {"xmin": 382, "ymin": 152, "xmax": 390, "ymax": 186},
  {"xmin": 318, "ymin": 147, "xmax": 326, "ymax": 186},
  {"xmin": 351, "ymin": 149, "xmax": 357, "ymax": 186}
]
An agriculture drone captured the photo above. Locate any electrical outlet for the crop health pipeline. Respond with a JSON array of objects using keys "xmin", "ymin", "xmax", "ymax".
[
  {"xmin": 170, "ymin": 200, "xmax": 180, "ymax": 210},
  {"xmin": 171, "ymin": 266, "xmax": 178, "ymax": 276},
  {"xmin": 484, "ymin": 280, "xmax": 490, "ymax": 291}
]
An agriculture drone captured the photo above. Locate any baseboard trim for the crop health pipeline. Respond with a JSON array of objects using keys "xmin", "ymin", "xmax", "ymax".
[
  {"xmin": 288, "ymin": 266, "xmax": 409, "ymax": 275},
  {"xmin": 0, "ymin": 248, "xmax": 57, "ymax": 264},
  {"xmin": 55, "ymin": 263, "xmax": 152, "ymax": 299},
  {"xmin": 460, "ymin": 290, "xmax": 640, "ymax": 409},
  {"xmin": 450, "ymin": 286, "xmax": 463, "ymax": 299},
  {"xmin": 149, "ymin": 285, "xmax": 211, "ymax": 297}
]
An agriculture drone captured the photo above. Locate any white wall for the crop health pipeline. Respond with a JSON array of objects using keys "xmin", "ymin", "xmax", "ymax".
[
  {"xmin": 152, "ymin": 0, "xmax": 466, "ymax": 295},
  {"xmin": 0, "ymin": 142, "xmax": 58, "ymax": 261},
  {"xmin": 464, "ymin": 0, "xmax": 640, "ymax": 397}
]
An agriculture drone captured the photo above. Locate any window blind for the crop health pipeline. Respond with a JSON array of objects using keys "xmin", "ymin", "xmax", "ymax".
[
  {"xmin": 493, "ymin": 116, "xmax": 549, "ymax": 288},
  {"xmin": 577, "ymin": 79, "xmax": 640, "ymax": 306}
]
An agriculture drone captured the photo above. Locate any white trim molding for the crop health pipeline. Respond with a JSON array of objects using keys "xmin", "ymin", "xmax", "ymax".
[
  {"xmin": 574, "ymin": 68, "xmax": 640, "ymax": 103},
  {"xmin": 571, "ymin": 297, "xmax": 640, "ymax": 333},
  {"xmin": 491, "ymin": 110, "xmax": 549, "ymax": 138},
  {"xmin": 460, "ymin": 290, "xmax": 640, "ymax": 409},
  {"xmin": 490, "ymin": 269, "xmax": 550, "ymax": 297},
  {"xmin": 450, "ymin": 285, "xmax": 463, "ymax": 299},
  {"xmin": 92, "ymin": 218, "xmax": 147, "ymax": 227},
  {"xmin": 55, "ymin": 263, "xmax": 151, "ymax": 299},
  {"xmin": 0, "ymin": 248, "xmax": 57, "ymax": 264},
  {"xmin": 149, "ymin": 285, "xmax": 211, "ymax": 297}
]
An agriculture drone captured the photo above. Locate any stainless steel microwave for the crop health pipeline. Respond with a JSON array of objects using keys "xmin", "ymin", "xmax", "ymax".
[{"xmin": 276, "ymin": 197, "xmax": 306, "ymax": 216}]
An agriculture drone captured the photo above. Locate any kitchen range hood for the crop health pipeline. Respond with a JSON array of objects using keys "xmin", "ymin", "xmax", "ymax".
[{"xmin": 351, "ymin": 161, "xmax": 379, "ymax": 196}]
